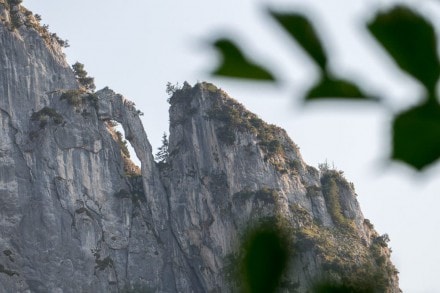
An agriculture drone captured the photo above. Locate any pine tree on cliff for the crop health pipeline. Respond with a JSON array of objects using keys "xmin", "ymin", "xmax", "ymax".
[
  {"xmin": 72, "ymin": 62, "xmax": 96, "ymax": 92},
  {"xmin": 155, "ymin": 132, "xmax": 169, "ymax": 164}
]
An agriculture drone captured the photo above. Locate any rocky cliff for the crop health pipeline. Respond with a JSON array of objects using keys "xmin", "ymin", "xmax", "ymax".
[{"xmin": 0, "ymin": 2, "xmax": 399, "ymax": 292}]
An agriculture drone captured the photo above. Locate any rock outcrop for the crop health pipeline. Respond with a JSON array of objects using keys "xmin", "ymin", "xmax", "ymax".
[{"xmin": 0, "ymin": 2, "xmax": 399, "ymax": 292}]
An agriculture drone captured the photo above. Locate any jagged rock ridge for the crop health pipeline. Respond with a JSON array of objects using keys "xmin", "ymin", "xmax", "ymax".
[{"xmin": 0, "ymin": 2, "xmax": 399, "ymax": 292}]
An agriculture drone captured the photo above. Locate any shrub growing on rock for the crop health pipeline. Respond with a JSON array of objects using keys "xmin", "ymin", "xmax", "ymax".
[{"xmin": 30, "ymin": 107, "xmax": 63, "ymax": 128}]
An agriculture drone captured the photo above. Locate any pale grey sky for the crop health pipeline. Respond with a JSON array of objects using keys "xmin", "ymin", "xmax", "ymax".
[{"xmin": 25, "ymin": 1, "xmax": 440, "ymax": 291}]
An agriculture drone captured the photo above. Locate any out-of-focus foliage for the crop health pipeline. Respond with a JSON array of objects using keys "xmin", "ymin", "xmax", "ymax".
[
  {"xmin": 269, "ymin": 12, "xmax": 327, "ymax": 70},
  {"xmin": 269, "ymin": 11, "xmax": 375, "ymax": 101},
  {"xmin": 210, "ymin": 38, "xmax": 275, "ymax": 81},
  {"xmin": 209, "ymin": 5, "xmax": 440, "ymax": 170},
  {"xmin": 392, "ymin": 100, "xmax": 440, "ymax": 170},
  {"xmin": 368, "ymin": 7, "xmax": 440, "ymax": 96},
  {"xmin": 240, "ymin": 226, "xmax": 289, "ymax": 293},
  {"xmin": 368, "ymin": 7, "xmax": 440, "ymax": 170}
]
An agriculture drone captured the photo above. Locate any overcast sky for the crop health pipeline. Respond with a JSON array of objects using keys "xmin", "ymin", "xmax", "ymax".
[{"xmin": 25, "ymin": 1, "xmax": 440, "ymax": 291}]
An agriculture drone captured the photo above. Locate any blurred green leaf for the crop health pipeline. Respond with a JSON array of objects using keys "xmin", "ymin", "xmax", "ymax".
[
  {"xmin": 269, "ymin": 11, "xmax": 327, "ymax": 70},
  {"xmin": 210, "ymin": 38, "xmax": 276, "ymax": 81},
  {"xmin": 306, "ymin": 75, "xmax": 377, "ymax": 101},
  {"xmin": 242, "ymin": 227, "xmax": 289, "ymax": 293},
  {"xmin": 368, "ymin": 6, "xmax": 440, "ymax": 95},
  {"xmin": 392, "ymin": 100, "xmax": 440, "ymax": 170}
]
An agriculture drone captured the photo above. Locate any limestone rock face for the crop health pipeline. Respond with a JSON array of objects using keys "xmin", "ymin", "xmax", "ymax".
[{"xmin": 0, "ymin": 2, "xmax": 399, "ymax": 292}]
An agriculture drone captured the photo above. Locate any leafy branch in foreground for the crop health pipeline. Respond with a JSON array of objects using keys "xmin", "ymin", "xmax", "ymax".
[{"xmin": 210, "ymin": 38, "xmax": 275, "ymax": 81}]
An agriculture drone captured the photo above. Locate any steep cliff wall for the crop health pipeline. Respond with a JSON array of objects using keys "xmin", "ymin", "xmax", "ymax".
[
  {"xmin": 0, "ymin": 2, "xmax": 399, "ymax": 292},
  {"xmin": 163, "ymin": 83, "xmax": 399, "ymax": 292}
]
